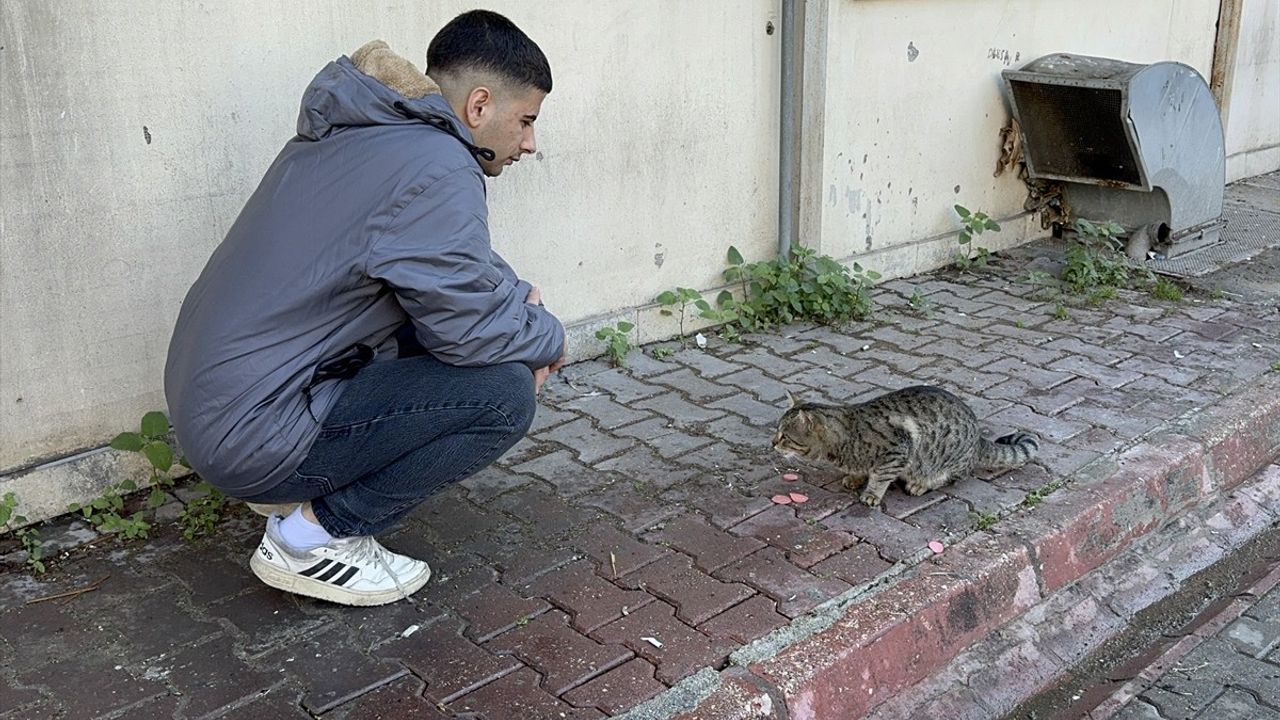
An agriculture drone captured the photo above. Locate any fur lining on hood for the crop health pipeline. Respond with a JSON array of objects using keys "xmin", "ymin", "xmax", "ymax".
[{"xmin": 350, "ymin": 40, "xmax": 440, "ymax": 99}]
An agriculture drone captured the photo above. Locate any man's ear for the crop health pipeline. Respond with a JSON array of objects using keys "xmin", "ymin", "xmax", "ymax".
[{"xmin": 464, "ymin": 86, "xmax": 493, "ymax": 128}]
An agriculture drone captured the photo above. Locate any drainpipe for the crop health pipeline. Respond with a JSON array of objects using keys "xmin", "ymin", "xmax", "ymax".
[{"xmin": 778, "ymin": 0, "xmax": 800, "ymax": 259}]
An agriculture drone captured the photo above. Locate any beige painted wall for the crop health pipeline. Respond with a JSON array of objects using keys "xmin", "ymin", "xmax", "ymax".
[
  {"xmin": 812, "ymin": 0, "xmax": 1223, "ymax": 276},
  {"xmin": 0, "ymin": 0, "xmax": 780, "ymax": 472},
  {"xmin": 1224, "ymin": 0, "xmax": 1280, "ymax": 182},
  {"xmin": 1, "ymin": 0, "xmax": 1276, "ymax": 491}
]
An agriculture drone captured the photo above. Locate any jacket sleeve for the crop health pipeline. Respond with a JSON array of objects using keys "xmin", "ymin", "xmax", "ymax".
[{"xmin": 366, "ymin": 167, "xmax": 565, "ymax": 369}]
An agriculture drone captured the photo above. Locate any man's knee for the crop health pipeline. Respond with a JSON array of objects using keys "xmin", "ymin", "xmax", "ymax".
[{"xmin": 487, "ymin": 362, "xmax": 537, "ymax": 437}]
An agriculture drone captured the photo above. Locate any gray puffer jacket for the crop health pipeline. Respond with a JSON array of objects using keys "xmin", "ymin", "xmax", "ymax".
[{"xmin": 164, "ymin": 46, "xmax": 564, "ymax": 498}]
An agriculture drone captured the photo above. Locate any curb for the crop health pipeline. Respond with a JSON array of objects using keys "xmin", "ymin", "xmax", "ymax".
[{"xmin": 633, "ymin": 372, "xmax": 1280, "ymax": 719}]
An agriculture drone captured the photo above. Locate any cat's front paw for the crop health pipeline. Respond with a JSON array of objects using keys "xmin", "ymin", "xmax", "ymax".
[
  {"xmin": 841, "ymin": 474, "xmax": 867, "ymax": 491},
  {"xmin": 904, "ymin": 481, "xmax": 930, "ymax": 496},
  {"xmin": 858, "ymin": 491, "xmax": 882, "ymax": 507}
]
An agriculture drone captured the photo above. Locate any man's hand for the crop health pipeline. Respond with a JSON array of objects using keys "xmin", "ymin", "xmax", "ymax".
[
  {"xmin": 526, "ymin": 285, "xmax": 542, "ymax": 306},
  {"xmin": 532, "ymin": 365, "xmax": 551, "ymax": 394}
]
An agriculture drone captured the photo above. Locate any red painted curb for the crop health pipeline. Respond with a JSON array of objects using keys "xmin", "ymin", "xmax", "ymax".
[{"xmin": 678, "ymin": 374, "xmax": 1280, "ymax": 720}]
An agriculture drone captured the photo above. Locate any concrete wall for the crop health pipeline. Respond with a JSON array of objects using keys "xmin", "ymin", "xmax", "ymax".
[
  {"xmin": 0, "ymin": 0, "xmax": 780, "ymax": 475},
  {"xmin": 1224, "ymin": 0, "xmax": 1280, "ymax": 182},
  {"xmin": 1, "ymin": 0, "xmax": 1277, "ymax": 517},
  {"xmin": 808, "ymin": 0, "xmax": 1223, "ymax": 276}
]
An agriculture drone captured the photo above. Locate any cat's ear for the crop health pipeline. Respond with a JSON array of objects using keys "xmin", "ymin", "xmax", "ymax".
[
  {"xmin": 794, "ymin": 408, "xmax": 813, "ymax": 430},
  {"xmin": 786, "ymin": 390, "xmax": 799, "ymax": 408}
]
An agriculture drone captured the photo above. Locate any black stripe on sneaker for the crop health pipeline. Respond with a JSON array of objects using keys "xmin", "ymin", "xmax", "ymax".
[
  {"xmin": 298, "ymin": 559, "xmax": 332, "ymax": 578},
  {"xmin": 315, "ymin": 562, "xmax": 348, "ymax": 583},
  {"xmin": 332, "ymin": 565, "xmax": 359, "ymax": 587}
]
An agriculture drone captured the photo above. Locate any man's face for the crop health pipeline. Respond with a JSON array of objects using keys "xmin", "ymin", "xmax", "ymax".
[{"xmin": 471, "ymin": 85, "xmax": 546, "ymax": 177}]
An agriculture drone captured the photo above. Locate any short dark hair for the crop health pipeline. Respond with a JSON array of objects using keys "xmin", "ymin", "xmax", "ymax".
[{"xmin": 427, "ymin": 10, "xmax": 552, "ymax": 93}]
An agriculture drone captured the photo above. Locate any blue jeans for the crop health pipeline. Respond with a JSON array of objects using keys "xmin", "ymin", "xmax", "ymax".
[{"xmin": 241, "ymin": 343, "xmax": 536, "ymax": 538}]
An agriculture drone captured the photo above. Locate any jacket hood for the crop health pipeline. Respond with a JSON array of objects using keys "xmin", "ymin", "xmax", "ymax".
[{"xmin": 296, "ymin": 40, "xmax": 474, "ymax": 147}]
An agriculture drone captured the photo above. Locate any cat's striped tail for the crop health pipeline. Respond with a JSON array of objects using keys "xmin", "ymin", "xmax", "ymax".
[{"xmin": 976, "ymin": 432, "xmax": 1039, "ymax": 470}]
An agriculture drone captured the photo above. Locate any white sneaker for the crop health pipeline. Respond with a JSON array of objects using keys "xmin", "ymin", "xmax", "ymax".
[
  {"xmin": 245, "ymin": 501, "xmax": 300, "ymax": 517},
  {"xmin": 249, "ymin": 516, "xmax": 431, "ymax": 606}
]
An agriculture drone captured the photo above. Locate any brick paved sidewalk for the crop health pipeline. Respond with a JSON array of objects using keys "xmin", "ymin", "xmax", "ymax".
[
  {"xmin": 2, "ymin": 225, "xmax": 1279, "ymax": 717},
  {"xmin": 1105, "ymin": 562, "xmax": 1280, "ymax": 720}
]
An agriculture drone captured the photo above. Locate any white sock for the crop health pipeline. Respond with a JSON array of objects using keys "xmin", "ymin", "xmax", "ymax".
[{"xmin": 276, "ymin": 506, "xmax": 333, "ymax": 551}]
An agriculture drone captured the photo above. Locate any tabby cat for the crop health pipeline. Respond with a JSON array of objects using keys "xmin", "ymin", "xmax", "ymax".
[{"xmin": 772, "ymin": 385, "xmax": 1038, "ymax": 507}]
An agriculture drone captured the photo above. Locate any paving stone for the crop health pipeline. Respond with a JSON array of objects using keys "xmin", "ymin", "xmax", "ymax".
[
  {"xmin": 1043, "ymin": 337, "xmax": 1133, "ymax": 366},
  {"xmin": 904, "ymin": 497, "xmax": 979, "ymax": 536},
  {"xmin": 702, "ymin": 414, "xmax": 773, "ymax": 448},
  {"xmin": 1102, "ymin": 315, "xmax": 1184, "ymax": 343},
  {"xmin": 14, "ymin": 650, "xmax": 167, "ymax": 717},
  {"xmin": 591, "ymin": 600, "xmax": 733, "ymax": 685},
  {"xmin": 971, "ymin": 289, "xmax": 1047, "ymax": 312},
  {"xmin": 612, "ymin": 416, "xmax": 679, "ymax": 441},
  {"xmin": 647, "ymin": 514, "xmax": 766, "ymax": 573},
  {"xmin": 1223, "ymin": 614, "xmax": 1280, "ymax": 659},
  {"xmin": 445, "ymin": 666, "xmax": 604, "ymax": 719},
  {"xmin": 944, "ymin": 477, "xmax": 1026, "ymax": 516},
  {"xmin": 859, "ymin": 346, "xmax": 934, "ymax": 373},
  {"xmin": 0, "ymin": 679, "xmax": 42, "ymax": 718},
  {"xmin": 672, "ymin": 442, "xmax": 779, "ymax": 484},
  {"xmin": 204, "ymin": 584, "xmax": 328, "ymax": 654},
  {"xmin": 379, "ymin": 616, "xmax": 521, "ymax": 704},
  {"xmin": 696, "ymin": 594, "xmax": 791, "ymax": 646},
  {"xmin": 648, "ymin": 368, "xmax": 739, "ymax": 402},
  {"xmin": 562, "ymin": 393, "xmax": 653, "ymax": 430},
  {"xmin": 621, "ymin": 553, "xmax": 755, "ymax": 625},
  {"xmin": 212, "ymin": 688, "xmax": 315, "ymax": 720},
  {"xmin": 146, "ymin": 634, "xmax": 280, "ymax": 718},
  {"xmin": 986, "ymin": 322, "xmax": 1057, "ymax": 345},
  {"xmin": 801, "ymin": 533, "xmax": 892, "ymax": 592},
  {"xmin": 535, "ymin": 417, "xmax": 637, "ymax": 464},
  {"xmin": 792, "ymin": 345, "xmax": 875, "ymax": 373},
  {"xmin": 524, "ymin": 559, "xmax": 654, "ymax": 633},
  {"xmin": 987, "ymin": 404, "xmax": 1089, "ymax": 443},
  {"xmin": 982, "ymin": 357, "xmax": 1075, "ymax": 391},
  {"xmin": 865, "ymin": 325, "xmax": 934, "ymax": 350},
  {"xmin": 851, "ymin": 365, "xmax": 932, "ymax": 392},
  {"xmin": 787, "ymin": 366, "xmax": 879, "ymax": 402},
  {"xmin": 707, "ymin": 393, "xmax": 786, "ymax": 426},
  {"xmin": 1156, "ymin": 316, "xmax": 1241, "ymax": 341},
  {"xmin": 1195, "ymin": 688, "xmax": 1280, "ymax": 720},
  {"xmin": 730, "ymin": 504, "xmax": 856, "ymax": 568},
  {"xmin": 729, "ymin": 348, "xmax": 817, "ymax": 378},
  {"xmin": 458, "ymin": 465, "xmax": 530, "ymax": 504},
  {"xmin": 158, "ymin": 549, "xmax": 254, "ymax": 606},
  {"xmin": 485, "ymin": 610, "xmax": 632, "ymax": 695},
  {"xmin": 632, "ymin": 393, "xmax": 726, "ymax": 425},
  {"xmin": 338, "ymin": 676, "xmax": 453, "ymax": 719},
  {"xmin": 924, "ymin": 290, "xmax": 996, "ymax": 315},
  {"xmin": 579, "ymin": 368, "xmax": 666, "ymax": 402},
  {"xmin": 667, "ymin": 348, "xmax": 745, "ymax": 378},
  {"xmin": 506, "ymin": 445, "xmax": 611, "ymax": 497},
  {"xmin": 623, "ymin": 350, "xmax": 682, "ymax": 378},
  {"xmin": 1023, "ymin": 440, "xmax": 1103, "ymax": 478},
  {"xmin": 717, "ymin": 367, "xmax": 794, "ymax": 402},
  {"xmin": 593, "ymin": 446, "xmax": 700, "ymax": 487},
  {"xmin": 1116, "ymin": 354, "xmax": 1202, "ymax": 386},
  {"xmin": 740, "ymin": 331, "xmax": 816, "ymax": 356},
  {"xmin": 919, "ymin": 360, "xmax": 1010, "ymax": 392},
  {"xmin": 1142, "ymin": 638, "xmax": 1280, "ymax": 719},
  {"xmin": 488, "ymin": 486, "xmax": 601, "ymax": 538},
  {"xmin": 660, "ymin": 478, "xmax": 774, "ymax": 530},
  {"xmin": 1048, "ymin": 355, "xmax": 1145, "ymax": 389},
  {"xmin": 105, "ymin": 587, "xmax": 224, "ymax": 662},
  {"xmin": 561, "ymin": 657, "xmax": 667, "ymax": 715},
  {"xmin": 822, "ymin": 505, "xmax": 935, "ymax": 562},
  {"xmin": 442, "ymin": 577, "xmax": 552, "ymax": 644},
  {"xmin": 529, "ymin": 404, "xmax": 581, "ymax": 434},
  {"xmin": 412, "ymin": 493, "xmax": 513, "ymax": 546},
  {"xmin": 919, "ymin": 323, "xmax": 998, "ymax": 349},
  {"xmin": 1062, "ymin": 401, "xmax": 1166, "ymax": 440},
  {"xmin": 879, "ymin": 487, "xmax": 947, "ymax": 519},
  {"xmin": 715, "ymin": 547, "xmax": 851, "ymax": 617},
  {"xmin": 257, "ymin": 626, "xmax": 408, "ymax": 714},
  {"xmin": 470, "ymin": 540, "xmax": 579, "ymax": 587},
  {"xmin": 570, "ymin": 523, "xmax": 671, "ymax": 577},
  {"xmin": 579, "ymin": 482, "xmax": 681, "ymax": 534}
]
